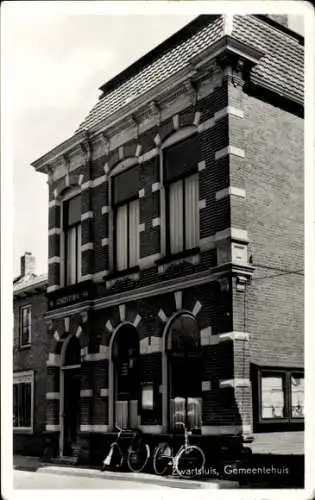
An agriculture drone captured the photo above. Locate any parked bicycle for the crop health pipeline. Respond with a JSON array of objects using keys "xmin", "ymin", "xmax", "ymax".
[
  {"xmin": 153, "ymin": 422, "xmax": 205, "ymax": 478},
  {"xmin": 102, "ymin": 425, "xmax": 150, "ymax": 473}
]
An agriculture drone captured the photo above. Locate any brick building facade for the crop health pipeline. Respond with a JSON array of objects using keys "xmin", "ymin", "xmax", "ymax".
[
  {"xmin": 13, "ymin": 253, "xmax": 48, "ymax": 456},
  {"xmin": 31, "ymin": 15, "xmax": 304, "ymax": 462}
]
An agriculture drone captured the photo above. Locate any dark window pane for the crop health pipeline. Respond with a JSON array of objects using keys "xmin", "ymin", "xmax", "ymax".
[
  {"xmin": 13, "ymin": 382, "xmax": 32, "ymax": 427},
  {"xmin": 64, "ymin": 195, "xmax": 81, "ymax": 228},
  {"xmin": 113, "ymin": 167, "xmax": 139, "ymax": 205},
  {"xmin": 64, "ymin": 335, "xmax": 81, "ymax": 366},
  {"xmin": 164, "ymin": 135, "xmax": 199, "ymax": 183},
  {"xmin": 67, "ymin": 195, "xmax": 81, "ymax": 226}
]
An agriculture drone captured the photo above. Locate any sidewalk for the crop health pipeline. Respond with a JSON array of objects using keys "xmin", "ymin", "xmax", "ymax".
[{"xmin": 13, "ymin": 456, "xmax": 239, "ymax": 489}]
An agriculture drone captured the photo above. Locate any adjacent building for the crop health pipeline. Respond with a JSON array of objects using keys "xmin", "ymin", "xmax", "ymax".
[
  {"xmin": 13, "ymin": 252, "xmax": 48, "ymax": 456},
  {"xmin": 31, "ymin": 15, "xmax": 304, "ymax": 463}
]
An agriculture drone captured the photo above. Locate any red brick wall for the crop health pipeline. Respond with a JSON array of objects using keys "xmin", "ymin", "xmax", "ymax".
[{"xmin": 242, "ymin": 94, "xmax": 304, "ymax": 368}]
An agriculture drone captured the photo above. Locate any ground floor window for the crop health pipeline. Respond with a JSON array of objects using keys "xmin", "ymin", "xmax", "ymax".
[
  {"xmin": 13, "ymin": 371, "xmax": 34, "ymax": 431},
  {"xmin": 167, "ymin": 314, "xmax": 202, "ymax": 430},
  {"xmin": 259, "ymin": 369, "xmax": 304, "ymax": 423}
]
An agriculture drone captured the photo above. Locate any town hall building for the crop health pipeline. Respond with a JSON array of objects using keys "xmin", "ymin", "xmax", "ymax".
[{"xmin": 31, "ymin": 14, "xmax": 304, "ymax": 463}]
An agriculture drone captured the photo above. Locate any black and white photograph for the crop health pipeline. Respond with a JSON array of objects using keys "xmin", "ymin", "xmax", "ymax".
[{"xmin": 1, "ymin": 1, "xmax": 314, "ymax": 498}]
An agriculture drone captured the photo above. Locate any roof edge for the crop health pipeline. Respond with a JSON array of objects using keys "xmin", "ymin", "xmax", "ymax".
[
  {"xmin": 31, "ymin": 130, "xmax": 88, "ymax": 173},
  {"xmin": 13, "ymin": 275, "xmax": 48, "ymax": 296}
]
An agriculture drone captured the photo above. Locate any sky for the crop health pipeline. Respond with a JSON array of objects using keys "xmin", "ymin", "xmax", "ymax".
[{"xmin": 1, "ymin": 2, "xmax": 305, "ymax": 277}]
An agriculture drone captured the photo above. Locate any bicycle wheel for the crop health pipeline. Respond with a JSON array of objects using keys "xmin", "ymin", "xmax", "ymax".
[
  {"xmin": 174, "ymin": 445, "xmax": 205, "ymax": 478},
  {"xmin": 153, "ymin": 442, "xmax": 173, "ymax": 476},
  {"xmin": 127, "ymin": 441, "xmax": 150, "ymax": 473}
]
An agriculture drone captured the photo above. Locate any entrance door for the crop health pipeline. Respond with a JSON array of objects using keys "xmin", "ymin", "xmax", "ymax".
[
  {"xmin": 62, "ymin": 334, "xmax": 81, "ymax": 456},
  {"xmin": 63, "ymin": 368, "xmax": 80, "ymax": 456},
  {"xmin": 113, "ymin": 325, "xmax": 139, "ymax": 429}
]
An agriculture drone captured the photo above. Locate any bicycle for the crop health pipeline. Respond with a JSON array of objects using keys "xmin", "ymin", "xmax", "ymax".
[
  {"xmin": 153, "ymin": 422, "xmax": 205, "ymax": 478},
  {"xmin": 102, "ymin": 425, "xmax": 150, "ymax": 473}
]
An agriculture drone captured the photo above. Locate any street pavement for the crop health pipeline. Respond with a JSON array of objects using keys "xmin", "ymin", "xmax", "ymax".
[{"xmin": 14, "ymin": 470, "xmax": 168, "ymax": 489}]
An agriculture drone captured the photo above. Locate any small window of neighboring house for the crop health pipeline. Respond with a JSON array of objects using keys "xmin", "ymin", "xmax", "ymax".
[
  {"xmin": 112, "ymin": 166, "xmax": 139, "ymax": 271},
  {"xmin": 20, "ymin": 305, "xmax": 31, "ymax": 346},
  {"xmin": 13, "ymin": 371, "xmax": 34, "ymax": 432},
  {"xmin": 259, "ymin": 370, "xmax": 304, "ymax": 422},
  {"xmin": 164, "ymin": 135, "xmax": 200, "ymax": 255},
  {"xmin": 63, "ymin": 194, "xmax": 82, "ymax": 286}
]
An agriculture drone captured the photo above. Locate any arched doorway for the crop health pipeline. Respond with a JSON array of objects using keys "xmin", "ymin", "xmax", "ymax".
[
  {"xmin": 61, "ymin": 335, "xmax": 81, "ymax": 456},
  {"xmin": 166, "ymin": 313, "xmax": 202, "ymax": 431},
  {"xmin": 112, "ymin": 324, "xmax": 139, "ymax": 429}
]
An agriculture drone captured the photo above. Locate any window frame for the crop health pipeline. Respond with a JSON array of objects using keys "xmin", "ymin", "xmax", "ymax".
[
  {"xmin": 165, "ymin": 172, "xmax": 199, "ymax": 256},
  {"xmin": 19, "ymin": 304, "xmax": 32, "ymax": 347},
  {"xmin": 13, "ymin": 370, "xmax": 34, "ymax": 433},
  {"xmin": 160, "ymin": 128, "xmax": 200, "ymax": 260},
  {"xmin": 257, "ymin": 368, "xmax": 304, "ymax": 425},
  {"xmin": 62, "ymin": 193, "xmax": 82, "ymax": 287},
  {"xmin": 113, "ymin": 195, "xmax": 139, "ymax": 272}
]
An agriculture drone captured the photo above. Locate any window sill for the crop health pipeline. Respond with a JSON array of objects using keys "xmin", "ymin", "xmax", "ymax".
[
  {"xmin": 18, "ymin": 344, "xmax": 31, "ymax": 350},
  {"xmin": 259, "ymin": 417, "xmax": 304, "ymax": 424},
  {"xmin": 155, "ymin": 247, "xmax": 200, "ymax": 266},
  {"xmin": 13, "ymin": 428, "xmax": 33, "ymax": 434},
  {"xmin": 103, "ymin": 266, "xmax": 140, "ymax": 281}
]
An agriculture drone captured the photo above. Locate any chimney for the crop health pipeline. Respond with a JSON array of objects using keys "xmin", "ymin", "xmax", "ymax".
[
  {"xmin": 266, "ymin": 15, "xmax": 289, "ymax": 28},
  {"xmin": 20, "ymin": 252, "xmax": 36, "ymax": 277}
]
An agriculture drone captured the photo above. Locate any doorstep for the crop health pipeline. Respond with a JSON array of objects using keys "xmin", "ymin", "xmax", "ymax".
[{"xmin": 36, "ymin": 465, "xmax": 240, "ymax": 489}]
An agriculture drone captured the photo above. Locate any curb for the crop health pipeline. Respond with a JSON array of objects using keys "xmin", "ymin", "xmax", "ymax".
[{"xmin": 36, "ymin": 465, "xmax": 240, "ymax": 489}]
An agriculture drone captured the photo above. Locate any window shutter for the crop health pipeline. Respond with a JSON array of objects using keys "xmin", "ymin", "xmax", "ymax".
[
  {"xmin": 169, "ymin": 180, "xmax": 183, "ymax": 253},
  {"xmin": 185, "ymin": 174, "xmax": 199, "ymax": 249}
]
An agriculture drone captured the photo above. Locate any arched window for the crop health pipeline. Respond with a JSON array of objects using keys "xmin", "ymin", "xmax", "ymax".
[
  {"xmin": 112, "ymin": 324, "xmax": 140, "ymax": 428},
  {"xmin": 166, "ymin": 314, "xmax": 202, "ymax": 430},
  {"xmin": 64, "ymin": 335, "xmax": 81, "ymax": 366}
]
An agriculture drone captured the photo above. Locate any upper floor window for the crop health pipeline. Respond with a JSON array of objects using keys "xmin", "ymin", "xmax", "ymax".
[
  {"xmin": 20, "ymin": 305, "xmax": 31, "ymax": 347},
  {"xmin": 63, "ymin": 194, "xmax": 81, "ymax": 286},
  {"xmin": 112, "ymin": 166, "xmax": 139, "ymax": 271},
  {"xmin": 13, "ymin": 371, "xmax": 34, "ymax": 432},
  {"xmin": 163, "ymin": 134, "xmax": 200, "ymax": 255}
]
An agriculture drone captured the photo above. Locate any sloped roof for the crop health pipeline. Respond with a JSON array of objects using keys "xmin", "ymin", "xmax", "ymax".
[
  {"xmin": 14, "ymin": 273, "xmax": 47, "ymax": 295},
  {"xmin": 75, "ymin": 14, "xmax": 303, "ymax": 133},
  {"xmin": 232, "ymin": 15, "xmax": 304, "ymax": 103},
  {"xmin": 76, "ymin": 15, "xmax": 223, "ymax": 132}
]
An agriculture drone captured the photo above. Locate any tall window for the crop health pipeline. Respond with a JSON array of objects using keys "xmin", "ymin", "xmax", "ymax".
[
  {"xmin": 167, "ymin": 314, "xmax": 202, "ymax": 430},
  {"xmin": 112, "ymin": 166, "xmax": 139, "ymax": 271},
  {"xmin": 13, "ymin": 371, "xmax": 33, "ymax": 431},
  {"xmin": 63, "ymin": 195, "xmax": 81, "ymax": 286},
  {"xmin": 259, "ymin": 370, "xmax": 304, "ymax": 422},
  {"xmin": 164, "ymin": 134, "xmax": 200, "ymax": 255},
  {"xmin": 20, "ymin": 305, "xmax": 31, "ymax": 346}
]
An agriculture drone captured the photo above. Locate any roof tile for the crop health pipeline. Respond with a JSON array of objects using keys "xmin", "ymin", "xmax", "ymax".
[{"xmin": 76, "ymin": 15, "xmax": 303, "ymax": 133}]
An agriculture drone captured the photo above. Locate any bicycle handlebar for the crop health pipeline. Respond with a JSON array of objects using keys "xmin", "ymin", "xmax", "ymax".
[{"xmin": 176, "ymin": 422, "xmax": 192, "ymax": 435}]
